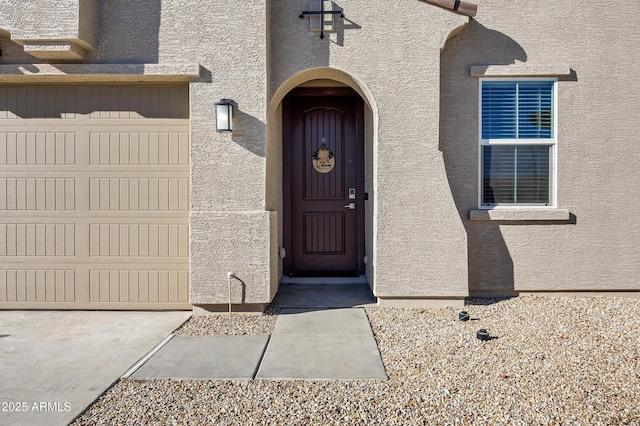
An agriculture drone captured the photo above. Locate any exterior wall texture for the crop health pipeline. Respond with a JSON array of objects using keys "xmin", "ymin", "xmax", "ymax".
[
  {"xmin": 441, "ymin": 1, "xmax": 640, "ymax": 294},
  {"xmin": 0, "ymin": 0, "xmax": 97, "ymax": 60},
  {"xmin": 0, "ymin": 0, "xmax": 639, "ymax": 308},
  {"xmin": 268, "ymin": 2, "xmax": 470, "ymax": 299}
]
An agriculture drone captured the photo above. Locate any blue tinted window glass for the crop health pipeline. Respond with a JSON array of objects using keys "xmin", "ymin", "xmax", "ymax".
[
  {"xmin": 482, "ymin": 81, "xmax": 553, "ymax": 139},
  {"xmin": 482, "ymin": 145, "xmax": 550, "ymax": 205}
]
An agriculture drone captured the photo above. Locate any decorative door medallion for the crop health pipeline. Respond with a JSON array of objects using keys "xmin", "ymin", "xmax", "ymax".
[{"xmin": 312, "ymin": 140, "xmax": 335, "ymax": 173}]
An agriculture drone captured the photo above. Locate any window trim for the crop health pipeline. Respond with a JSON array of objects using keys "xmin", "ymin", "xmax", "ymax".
[{"xmin": 478, "ymin": 77, "xmax": 558, "ymax": 209}]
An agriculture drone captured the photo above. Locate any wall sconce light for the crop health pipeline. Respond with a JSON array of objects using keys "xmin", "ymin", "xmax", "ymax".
[{"xmin": 215, "ymin": 99, "xmax": 233, "ymax": 132}]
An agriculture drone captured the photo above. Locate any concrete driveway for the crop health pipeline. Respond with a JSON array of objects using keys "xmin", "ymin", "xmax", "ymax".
[{"xmin": 0, "ymin": 310, "xmax": 191, "ymax": 426}]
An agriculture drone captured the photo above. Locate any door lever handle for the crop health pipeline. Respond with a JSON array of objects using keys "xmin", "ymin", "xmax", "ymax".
[{"xmin": 344, "ymin": 203, "xmax": 356, "ymax": 210}]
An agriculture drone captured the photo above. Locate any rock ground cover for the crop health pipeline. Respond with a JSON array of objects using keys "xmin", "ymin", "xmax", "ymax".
[
  {"xmin": 174, "ymin": 307, "xmax": 278, "ymax": 336},
  {"xmin": 73, "ymin": 296, "xmax": 640, "ymax": 425}
]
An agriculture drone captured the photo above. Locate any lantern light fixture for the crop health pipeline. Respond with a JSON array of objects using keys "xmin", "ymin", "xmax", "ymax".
[{"xmin": 215, "ymin": 99, "xmax": 233, "ymax": 132}]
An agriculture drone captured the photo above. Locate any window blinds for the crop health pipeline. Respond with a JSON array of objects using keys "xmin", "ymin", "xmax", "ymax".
[
  {"xmin": 482, "ymin": 81, "xmax": 554, "ymax": 140},
  {"xmin": 482, "ymin": 145, "xmax": 551, "ymax": 205}
]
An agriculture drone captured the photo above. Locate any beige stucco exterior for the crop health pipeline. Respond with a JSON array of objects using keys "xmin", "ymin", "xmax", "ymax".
[
  {"xmin": 441, "ymin": 1, "xmax": 640, "ymax": 295},
  {"xmin": 0, "ymin": 0, "xmax": 97, "ymax": 60},
  {"xmin": 0, "ymin": 1, "xmax": 638, "ymax": 309}
]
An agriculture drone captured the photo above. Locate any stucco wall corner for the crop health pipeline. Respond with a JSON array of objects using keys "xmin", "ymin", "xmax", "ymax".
[
  {"xmin": 268, "ymin": 210, "xmax": 279, "ymax": 299},
  {"xmin": 1, "ymin": 0, "xmax": 98, "ymax": 61},
  {"xmin": 77, "ymin": 0, "xmax": 98, "ymax": 50}
]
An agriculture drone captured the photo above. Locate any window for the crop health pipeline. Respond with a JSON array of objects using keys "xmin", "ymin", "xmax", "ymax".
[{"xmin": 479, "ymin": 79, "xmax": 556, "ymax": 207}]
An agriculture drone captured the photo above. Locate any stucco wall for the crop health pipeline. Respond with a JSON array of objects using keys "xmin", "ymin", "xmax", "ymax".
[
  {"xmin": 190, "ymin": 211, "xmax": 277, "ymax": 304},
  {"xmin": 0, "ymin": 0, "xmax": 97, "ymax": 57},
  {"xmin": 2, "ymin": 0, "xmax": 639, "ymax": 304},
  {"xmin": 441, "ymin": 1, "xmax": 640, "ymax": 294},
  {"xmin": 95, "ymin": 0, "xmax": 273, "ymax": 305},
  {"xmin": 1, "ymin": 1, "xmax": 83, "ymax": 41},
  {"xmin": 269, "ymin": 1, "xmax": 470, "ymax": 299}
]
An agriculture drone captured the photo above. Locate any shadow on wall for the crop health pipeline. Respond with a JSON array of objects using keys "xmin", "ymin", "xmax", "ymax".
[
  {"xmin": 441, "ymin": 20, "xmax": 577, "ymax": 296},
  {"xmin": 330, "ymin": 14, "xmax": 361, "ymax": 48},
  {"xmin": 299, "ymin": 1, "xmax": 358, "ymax": 48},
  {"xmin": 0, "ymin": 86, "xmax": 189, "ymax": 119},
  {"xmin": 0, "ymin": 2, "xmax": 161, "ymax": 70},
  {"xmin": 232, "ymin": 107, "xmax": 267, "ymax": 158},
  {"xmin": 270, "ymin": 1, "xmax": 361, "ymax": 96},
  {"xmin": 0, "ymin": 39, "xmax": 39, "ymax": 64},
  {"xmin": 440, "ymin": 21, "xmax": 524, "ymax": 297},
  {"xmin": 94, "ymin": 0, "xmax": 161, "ymax": 63},
  {"xmin": 231, "ymin": 276, "xmax": 247, "ymax": 303},
  {"xmin": 192, "ymin": 66, "xmax": 270, "ymax": 158}
]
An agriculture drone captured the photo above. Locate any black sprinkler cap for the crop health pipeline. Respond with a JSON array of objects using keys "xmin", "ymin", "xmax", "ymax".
[{"xmin": 477, "ymin": 329, "xmax": 490, "ymax": 341}]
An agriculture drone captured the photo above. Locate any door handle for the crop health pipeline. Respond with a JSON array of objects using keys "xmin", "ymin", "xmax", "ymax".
[{"xmin": 344, "ymin": 203, "xmax": 356, "ymax": 210}]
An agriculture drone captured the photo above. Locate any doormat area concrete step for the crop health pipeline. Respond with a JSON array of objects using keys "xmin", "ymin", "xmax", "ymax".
[{"xmin": 270, "ymin": 283, "xmax": 377, "ymax": 309}]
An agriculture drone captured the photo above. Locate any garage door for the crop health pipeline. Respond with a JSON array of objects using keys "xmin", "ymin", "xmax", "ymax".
[{"xmin": 0, "ymin": 85, "xmax": 190, "ymax": 309}]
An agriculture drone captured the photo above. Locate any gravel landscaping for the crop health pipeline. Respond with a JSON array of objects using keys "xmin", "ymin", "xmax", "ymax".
[
  {"xmin": 73, "ymin": 296, "xmax": 640, "ymax": 425},
  {"xmin": 174, "ymin": 307, "xmax": 279, "ymax": 336}
]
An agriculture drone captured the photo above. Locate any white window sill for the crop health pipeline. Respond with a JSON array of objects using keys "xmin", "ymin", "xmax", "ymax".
[
  {"xmin": 470, "ymin": 64, "xmax": 571, "ymax": 78},
  {"xmin": 469, "ymin": 209, "xmax": 571, "ymax": 221}
]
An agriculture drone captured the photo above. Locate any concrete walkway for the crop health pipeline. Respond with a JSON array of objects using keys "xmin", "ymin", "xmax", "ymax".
[
  {"xmin": 0, "ymin": 311, "xmax": 191, "ymax": 426},
  {"xmin": 0, "ymin": 285, "xmax": 386, "ymax": 424},
  {"xmin": 132, "ymin": 308, "xmax": 388, "ymax": 381},
  {"xmin": 257, "ymin": 308, "xmax": 388, "ymax": 380}
]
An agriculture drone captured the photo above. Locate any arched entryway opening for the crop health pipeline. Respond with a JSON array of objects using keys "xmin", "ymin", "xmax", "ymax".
[
  {"xmin": 266, "ymin": 68, "xmax": 378, "ymax": 294},
  {"xmin": 283, "ymin": 86, "xmax": 364, "ymax": 277}
]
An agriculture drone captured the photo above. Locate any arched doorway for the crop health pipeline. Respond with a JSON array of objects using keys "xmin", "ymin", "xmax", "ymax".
[
  {"xmin": 282, "ymin": 86, "xmax": 365, "ymax": 276},
  {"xmin": 267, "ymin": 68, "xmax": 378, "ymax": 292}
]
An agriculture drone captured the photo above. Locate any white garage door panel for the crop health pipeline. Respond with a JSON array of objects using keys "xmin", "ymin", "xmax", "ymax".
[{"xmin": 0, "ymin": 85, "xmax": 190, "ymax": 310}]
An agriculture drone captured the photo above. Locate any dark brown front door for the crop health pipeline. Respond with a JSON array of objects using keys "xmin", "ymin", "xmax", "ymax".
[{"xmin": 283, "ymin": 92, "xmax": 365, "ymax": 276}]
